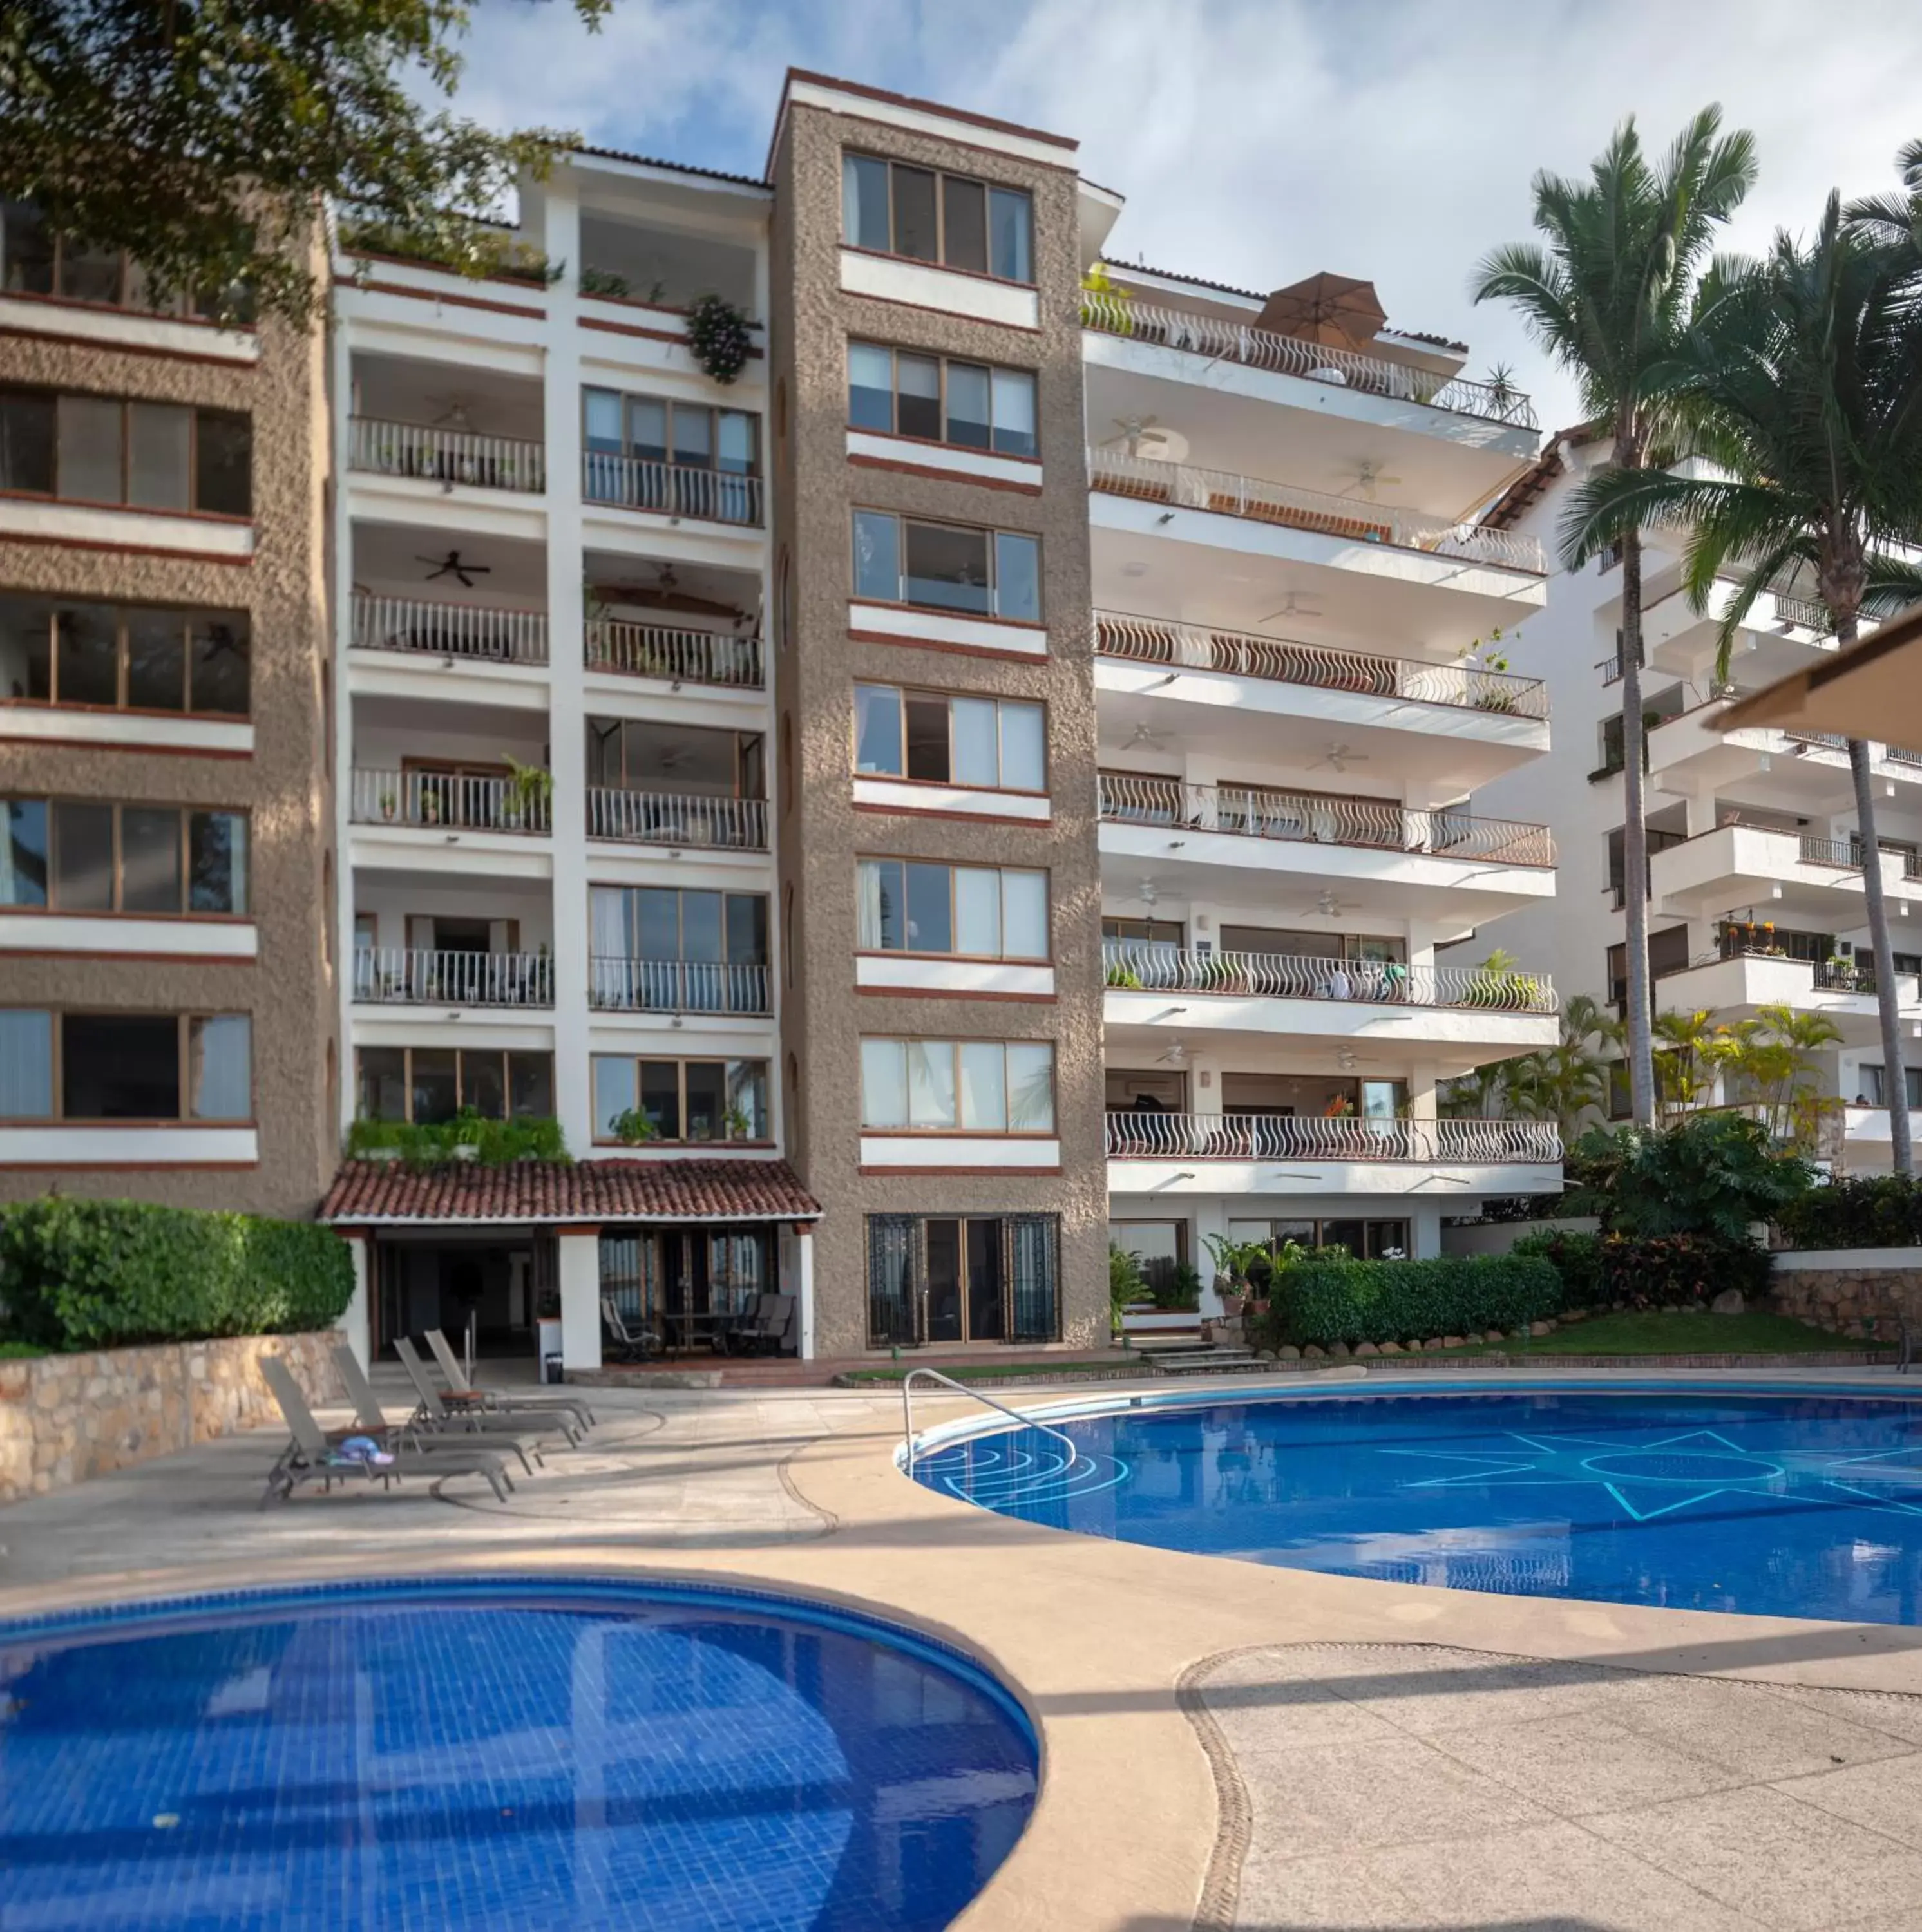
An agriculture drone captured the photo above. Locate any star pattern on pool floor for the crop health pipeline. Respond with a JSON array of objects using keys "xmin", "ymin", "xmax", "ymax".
[{"xmin": 1380, "ymin": 1427, "xmax": 1922, "ymax": 1522}]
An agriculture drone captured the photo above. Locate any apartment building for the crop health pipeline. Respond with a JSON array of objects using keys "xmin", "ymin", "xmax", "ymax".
[
  {"xmin": 1463, "ymin": 431, "xmax": 1922, "ymax": 1170},
  {"xmin": 0, "ymin": 205, "xmax": 336, "ymax": 1218}
]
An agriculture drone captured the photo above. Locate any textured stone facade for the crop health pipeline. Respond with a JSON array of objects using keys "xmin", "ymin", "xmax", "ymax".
[
  {"xmin": 0, "ymin": 1327, "xmax": 342, "ymax": 1501},
  {"xmin": 1771, "ymin": 1257, "xmax": 1922, "ymax": 1341}
]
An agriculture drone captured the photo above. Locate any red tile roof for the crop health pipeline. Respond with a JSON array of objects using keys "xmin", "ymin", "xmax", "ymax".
[{"xmin": 320, "ymin": 1158, "xmax": 821, "ymax": 1226}]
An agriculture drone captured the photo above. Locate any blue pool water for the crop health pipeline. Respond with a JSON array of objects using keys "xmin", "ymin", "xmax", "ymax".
[
  {"xmin": 913, "ymin": 1383, "xmax": 1922, "ymax": 1625},
  {"xmin": 0, "ymin": 1577, "xmax": 1036, "ymax": 1932}
]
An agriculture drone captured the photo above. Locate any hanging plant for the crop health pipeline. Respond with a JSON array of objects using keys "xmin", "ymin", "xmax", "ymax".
[{"xmin": 685, "ymin": 292, "xmax": 753, "ymax": 384}]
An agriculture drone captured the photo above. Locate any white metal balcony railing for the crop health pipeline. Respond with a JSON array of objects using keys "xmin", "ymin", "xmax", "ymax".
[
  {"xmin": 350, "ymin": 768, "xmax": 550, "ymax": 835},
  {"xmin": 352, "ymin": 592, "xmax": 549, "ymax": 665},
  {"xmin": 1098, "ymin": 773, "xmax": 1556, "ymax": 869},
  {"xmin": 1101, "ymin": 942, "xmax": 1558, "ymax": 1014},
  {"xmin": 585, "ymin": 788, "xmax": 768, "ymax": 849},
  {"xmin": 585, "ymin": 620, "xmax": 765, "ymax": 689},
  {"xmin": 1094, "ymin": 612, "xmax": 1548, "ymax": 720},
  {"xmin": 588, "ymin": 958, "xmax": 772, "ymax": 1014},
  {"xmin": 1105, "ymin": 1112, "xmax": 1563, "ymax": 1164},
  {"xmin": 1786, "ymin": 728, "xmax": 1849, "ymax": 753},
  {"xmin": 1080, "ymin": 292, "xmax": 1540, "ymax": 432},
  {"xmin": 348, "ymin": 417, "xmax": 546, "ymax": 493},
  {"xmin": 1799, "ymin": 835, "xmax": 1863, "ymax": 869},
  {"xmin": 353, "ymin": 947, "xmax": 554, "ymax": 1008},
  {"xmin": 582, "ymin": 451, "xmax": 762, "ymax": 527},
  {"xmin": 1086, "ymin": 445, "xmax": 1546, "ymax": 574}
]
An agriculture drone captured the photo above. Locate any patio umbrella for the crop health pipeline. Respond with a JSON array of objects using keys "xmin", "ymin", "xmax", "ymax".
[
  {"xmin": 1256, "ymin": 272, "xmax": 1388, "ymax": 348},
  {"xmin": 1718, "ymin": 599, "xmax": 1922, "ymax": 750}
]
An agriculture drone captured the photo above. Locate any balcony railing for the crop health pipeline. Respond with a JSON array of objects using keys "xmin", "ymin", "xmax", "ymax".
[
  {"xmin": 585, "ymin": 788, "xmax": 768, "ymax": 849},
  {"xmin": 588, "ymin": 958, "xmax": 771, "ymax": 1014},
  {"xmin": 353, "ymin": 947, "xmax": 553, "ymax": 1008},
  {"xmin": 352, "ymin": 592, "xmax": 549, "ymax": 665},
  {"xmin": 582, "ymin": 451, "xmax": 762, "ymax": 527},
  {"xmin": 1101, "ymin": 943, "xmax": 1557, "ymax": 1014},
  {"xmin": 349, "ymin": 768, "xmax": 550, "ymax": 835},
  {"xmin": 348, "ymin": 417, "xmax": 546, "ymax": 493},
  {"xmin": 1887, "ymin": 746, "xmax": 1922, "ymax": 769},
  {"xmin": 1086, "ymin": 445, "xmax": 1546, "ymax": 574},
  {"xmin": 1097, "ymin": 773, "xmax": 1556, "ymax": 868},
  {"xmin": 1799, "ymin": 835, "xmax": 1863, "ymax": 869},
  {"xmin": 1094, "ymin": 611, "xmax": 1548, "ymax": 720},
  {"xmin": 585, "ymin": 620, "xmax": 765, "ymax": 690},
  {"xmin": 1080, "ymin": 293, "xmax": 1539, "ymax": 431},
  {"xmin": 1787, "ymin": 729, "xmax": 1849, "ymax": 753},
  {"xmin": 1104, "ymin": 1112, "xmax": 1563, "ymax": 1164}
]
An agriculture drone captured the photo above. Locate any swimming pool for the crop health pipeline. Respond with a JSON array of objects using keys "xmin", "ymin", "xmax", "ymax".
[
  {"xmin": 912, "ymin": 1381, "xmax": 1922, "ymax": 1625},
  {"xmin": 0, "ymin": 1576, "xmax": 1037, "ymax": 1932}
]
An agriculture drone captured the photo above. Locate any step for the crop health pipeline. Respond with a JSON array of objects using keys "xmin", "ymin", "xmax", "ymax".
[{"xmin": 1153, "ymin": 1350, "xmax": 1259, "ymax": 1376}]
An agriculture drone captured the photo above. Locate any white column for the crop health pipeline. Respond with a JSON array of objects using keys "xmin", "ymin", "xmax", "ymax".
[
  {"xmin": 795, "ymin": 1226, "xmax": 816, "ymax": 1359},
  {"xmin": 330, "ymin": 312, "xmax": 359, "ymax": 1146},
  {"xmin": 340, "ymin": 1233, "xmax": 372, "ymax": 1368},
  {"xmin": 558, "ymin": 1226, "xmax": 602, "ymax": 1371}
]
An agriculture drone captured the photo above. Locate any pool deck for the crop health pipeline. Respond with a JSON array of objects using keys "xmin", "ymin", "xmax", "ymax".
[{"xmin": 8, "ymin": 1363, "xmax": 1922, "ymax": 1931}]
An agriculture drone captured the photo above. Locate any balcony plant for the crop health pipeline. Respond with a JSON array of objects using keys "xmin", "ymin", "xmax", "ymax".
[
  {"xmin": 685, "ymin": 292, "xmax": 753, "ymax": 384},
  {"xmin": 378, "ymin": 788, "xmax": 396, "ymax": 822},
  {"xmin": 503, "ymin": 757, "xmax": 552, "ymax": 828},
  {"xmin": 578, "ymin": 265, "xmax": 631, "ymax": 298},
  {"xmin": 1104, "ymin": 957, "xmax": 1145, "ymax": 990},
  {"xmin": 1080, "ymin": 263, "xmax": 1134, "ymax": 334},
  {"xmin": 1461, "ymin": 947, "xmax": 1545, "ymax": 1010},
  {"xmin": 611, "ymin": 1107, "xmax": 659, "ymax": 1146},
  {"xmin": 345, "ymin": 1113, "xmax": 567, "ymax": 1166},
  {"xmin": 722, "ymin": 1104, "xmax": 755, "ymax": 1140}
]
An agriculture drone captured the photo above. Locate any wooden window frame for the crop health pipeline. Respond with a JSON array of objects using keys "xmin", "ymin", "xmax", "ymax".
[
  {"xmin": 845, "ymin": 340, "xmax": 1039, "ymax": 457},
  {"xmin": 850, "ymin": 506, "xmax": 1043, "ymax": 622},
  {"xmin": 850, "ymin": 681, "xmax": 1049, "ymax": 796},
  {"xmin": 2, "ymin": 797, "xmax": 249, "ymax": 918},
  {"xmin": 0, "ymin": 1007, "xmax": 253, "ymax": 1124},
  {"xmin": 0, "ymin": 388, "xmax": 251, "ymax": 517},
  {"xmin": 858, "ymin": 1034, "xmax": 1058, "ymax": 1136},
  {"xmin": 855, "ymin": 855, "xmax": 1052, "ymax": 963},
  {"xmin": 841, "ymin": 153, "xmax": 1036, "ymax": 287},
  {"xmin": 0, "ymin": 594, "xmax": 252, "ymax": 717},
  {"xmin": 589, "ymin": 1052, "xmax": 773, "ymax": 1146},
  {"xmin": 0, "ymin": 209, "xmax": 254, "ymax": 323},
  {"xmin": 354, "ymin": 1045, "xmax": 555, "ymax": 1124}
]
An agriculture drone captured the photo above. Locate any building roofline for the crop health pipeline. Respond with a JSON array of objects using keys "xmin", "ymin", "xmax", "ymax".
[{"xmin": 566, "ymin": 144, "xmax": 772, "ymax": 194}]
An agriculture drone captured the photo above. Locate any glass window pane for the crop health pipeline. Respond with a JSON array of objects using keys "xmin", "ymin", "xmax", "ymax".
[
  {"xmin": 998, "ymin": 701, "xmax": 1046, "ymax": 790},
  {"xmin": 904, "ymin": 521, "xmax": 990, "ymax": 613},
  {"xmin": 680, "ymin": 890, "xmax": 723, "ymax": 961},
  {"xmin": 953, "ymin": 867, "xmax": 1000, "ymax": 956},
  {"xmin": 583, "ymin": 388, "xmax": 623, "ymax": 452},
  {"xmin": 853, "ymin": 683, "xmax": 903, "ymax": 773},
  {"xmin": 187, "ymin": 614, "xmax": 249, "ymax": 714},
  {"xmin": 188, "ymin": 810, "xmax": 247, "ymax": 913},
  {"xmin": 640, "ymin": 1059, "xmax": 681, "ymax": 1139},
  {"xmin": 906, "ymin": 1039, "xmax": 957, "ymax": 1129},
  {"xmin": 895, "ymin": 354, "xmax": 941, "ymax": 440},
  {"xmin": 853, "ymin": 509, "xmax": 899, "ymax": 602},
  {"xmin": 891, "ymin": 165, "xmax": 938, "ymax": 260},
  {"xmin": 59, "ymin": 240, "xmax": 122, "ymax": 305},
  {"xmin": 0, "ymin": 1009, "xmax": 53, "ymax": 1116},
  {"xmin": 124, "ymin": 608, "xmax": 186, "ymax": 710},
  {"xmin": 410, "ymin": 1048, "xmax": 459, "ymax": 1123},
  {"xmin": 1007, "ymin": 1041, "xmax": 1055, "ymax": 1130},
  {"xmin": 725, "ymin": 893, "xmax": 767, "ymax": 967},
  {"xmin": 726, "ymin": 1060, "xmax": 768, "ymax": 1140},
  {"xmin": 958, "ymin": 1041, "xmax": 1007, "ymax": 1129},
  {"xmin": 994, "ymin": 531, "xmax": 1041, "ymax": 621},
  {"xmin": 357, "ymin": 1046, "xmax": 407, "ymax": 1121},
  {"xmin": 858, "ymin": 858, "xmax": 903, "ymax": 950},
  {"xmin": 860, "ymin": 1039, "xmax": 908, "ymax": 1128},
  {"xmin": 593, "ymin": 1055, "xmax": 636, "ymax": 1139},
  {"xmin": 683, "ymin": 1060, "xmax": 725, "ymax": 1141},
  {"xmin": 671, "ymin": 404, "xmax": 711, "ymax": 466},
  {"xmin": 991, "ymin": 368, "xmax": 1037, "ymax": 457},
  {"xmin": 1, "ymin": 800, "xmax": 48, "ymax": 906},
  {"xmin": 848, "ymin": 343, "xmax": 893, "ymax": 431},
  {"xmin": 842, "ymin": 154, "xmax": 890, "ymax": 251},
  {"xmin": 628, "ymin": 397, "xmax": 668, "ymax": 460},
  {"xmin": 951, "ymin": 696, "xmax": 1000, "ymax": 787},
  {"xmin": 57, "ymin": 395, "xmax": 122, "ymax": 502},
  {"xmin": 905, "ymin": 862, "xmax": 953, "ymax": 954},
  {"xmin": 188, "ymin": 1015, "xmax": 250, "ymax": 1119},
  {"xmin": 946, "ymin": 363, "xmax": 991, "ymax": 449},
  {"xmin": 716, "ymin": 411, "xmax": 756, "ymax": 475},
  {"xmin": 194, "ymin": 410, "xmax": 251, "ymax": 515},
  {"xmin": 0, "ymin": 390, "xmax": 55, "ymax": 493},
  {"xmin": 120, "ymin": 807, "xmax": 181, "ymax": 913},
  {"xmin": 55, "ymin": 603, "xmax": 118, "ymax": 706},
  {"xmin": 127, "ymin": 402, "xmax": 190, "ymax": 510},
  {"xmin": 989, "ymin": 187, "xmax": 1033, "ymax": 282},
  {"xmin": 1002, "ymin": 869, "xmax": 1048, "ymax": 958},
  {"xmin": 64, "ymin": 1013, "xmax": 180, "ymax": 1119},
  {"xmin": 942, "ymin": 176, "xmax": 987, "ymax": 272},
  {"xmin": 1, "ymin": 203, "xmax": 54, "ymax": 294},
  {"xmin": 458, "ymin": 1052, "xmax": 502, "ymax": 1120},
  {"xmin": 509, "ymin": 1051, "xmax": 552, "ymax": 1117},
  {"xmin": 0, "ymin": 594, "xmax": 52, "ymax": 700},
  {"xmin": 904, "ymin": 694, "xmax": 950, "ymax": 781},
  {"xmin": 52, "ymin": 800, "xmax": 113, "ymax": 909}
]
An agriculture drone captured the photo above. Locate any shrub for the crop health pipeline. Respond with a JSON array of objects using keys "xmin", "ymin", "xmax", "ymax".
[
  {"xmin": 1254, "ymin": 1254, "xmax": 1561, "ymax": 1349},
  {"xmin": 0, "ymin": 1198, "xmax": 354, "ymax": 1352},
  {"xmin": 1510, "ymin": 1228, "xmax": 1606, "ymax": 1308},
  {"xmin": 1775, "ymin": 1175, "xmax": 1922, "ymax": 1251},
  {"xmin": 685, "ymin": 292, "xmax": 754, "ymax": 384},
  {"xmin": 1571, "ymin": 1113, "xmax": 1813, "ymax": 1239},
  {"xmin": 1597, "ymin": 1232, "xmax": 1773, "ymax": 1309},
  {"xmin": 345, "ymin": 1110, "xmax": 567, "ymax": 1165}
]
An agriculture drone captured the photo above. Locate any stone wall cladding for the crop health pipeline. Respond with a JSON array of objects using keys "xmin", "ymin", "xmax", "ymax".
[
  {"xmin": 1771, "ymin": 1261, "xmax": 1922, "ymax": 1342},
  {"xmin": 0, "ymin": 272, "xmax": 338, "ymax": 1219},
  {"xmin": 0, "ymin": 1327, "xmax": 342, "ymax": 1502},
  {"xmin": 772, "ymin": 102, "xmax": 1108, "ymax": 1356}
]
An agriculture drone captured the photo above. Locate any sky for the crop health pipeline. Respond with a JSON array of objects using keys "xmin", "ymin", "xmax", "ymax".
[{"xmin": 452, "ymin": 0, "xmax": 1922, "ymax": 432}]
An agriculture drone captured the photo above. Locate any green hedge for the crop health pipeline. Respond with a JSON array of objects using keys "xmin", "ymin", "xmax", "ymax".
[
  {"xmin": 1774, "ymin": 1177, "xmax": 1922, "ymax": 1251},
  {"xmin": 1598, "ymin": 1233, "xmax": 1773, "ymax": 1309},
  {"xmin": 1510, "ymin": 1229, "xmax": 1606, "ymax": 1307},
  {"xmin": 0, "ymin": 1198, "xmax": 354, "ymax": 1351},
  {"xmin": 1257, "ymin": 1255, "xmax": 1562, "ymax": 1349}
]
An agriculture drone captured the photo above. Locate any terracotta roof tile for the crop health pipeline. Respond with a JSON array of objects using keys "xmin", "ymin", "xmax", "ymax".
[{"xmin": 320, "ymin": 1158, "xmax": 821, "ymax": 1226}]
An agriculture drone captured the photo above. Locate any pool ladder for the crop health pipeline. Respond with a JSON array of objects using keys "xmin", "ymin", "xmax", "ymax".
[{"xmin": 900, "ymin": 1367, "xmax": 1080, "ymax": 1477}]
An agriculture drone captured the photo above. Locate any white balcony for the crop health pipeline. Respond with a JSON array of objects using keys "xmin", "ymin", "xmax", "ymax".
[
  {"xmin": 1652, "ymin": 949, "xmax": 1922, "ymax": 1047},
  {"xmin": 1650, "ymin": 824, "xmax": 1921, "ymax": 921},
  {"xmin": 587, "ymin": 958, "xmax": 771, "ymax": 1016},
  {"xmin": 1642, "ymin": 574, "xmax": 1840, "ymax": 685},
  {"xmin": 352, "ymin": 947, "xmax": 554, "ymax": 1009},
  {"xmin": 1648, "ymin": 702, "xmax": 1922, "ymax": 810},
  {"xmin": 348, "ymin": 766, "xmax": 553, "ymax": 878},
  {"xmin": 585, "ymin": 788, "xmax": 768, "ymax": 852},
  {"xmin": 1842, "ymin": 1107, "xmax": 1922, "ymax": 1173},
  {"xmin": 581, "ymin": 452, "xmax": 763, "ymax": 530},
  {"xmin": 585, "ymin": 619, "xmax": 764, "ymax": 692},
  {"xmin": 352, "ymin": 591, "xmax": 548, "ymax": 666},
  {"xmin": 349, "ymin": 417, "xmax": 546, "ymax": 494}
]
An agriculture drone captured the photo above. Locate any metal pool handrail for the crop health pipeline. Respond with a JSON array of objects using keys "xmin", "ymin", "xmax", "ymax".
[{"xmin": 901, "ymin": 1367, "xmax": 1079, "ymax": 1478}]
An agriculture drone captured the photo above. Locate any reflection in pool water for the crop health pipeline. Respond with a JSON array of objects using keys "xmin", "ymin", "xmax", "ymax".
[{"xmin": 913, "ymin": 1385, "xmax": 1922, "ymax": 1624}]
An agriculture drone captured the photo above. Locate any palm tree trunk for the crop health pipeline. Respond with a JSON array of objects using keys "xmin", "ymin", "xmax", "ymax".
[
  {"xmin": 1845, "ymin": 688, "xmax": 1914, "ymax": 1175},
  {"xmin": 1618, "ymin": 527, "xmax": 1658, "ymax": 1126}
]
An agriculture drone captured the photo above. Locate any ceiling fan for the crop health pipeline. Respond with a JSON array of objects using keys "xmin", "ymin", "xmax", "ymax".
[
  {"xmin": 417, "ymin": 549, "xmax": 491, "ymax": 587},
  {"xmin": 1121, "ymin": 720, "xmax": 1174, "ymax": 753},
  {"xmin": 1137, "ymin": 877, "xmax": 1161, "ymax": 909},
  {"xmin": 1340, "ymin": 459, "xmax": 1404, "ymax": 501},
  {"xmin": 1309, "ymin": 742, "xmax": 1371, "ymax": 773},
  {"xmin": 588, "ymin": 561, "xmax": 744, "ymax": 621},
  {"xmin": 1101, "ymin": 415, "xmax": 1185, "ymax": 461},
  {"xmin": 1293, "ymin": 889, "xmax": 1347, "ymax": 919},
  {"xmin": 1255, "ymin": 591, "xmax": 1325, "ymax": 624},
  {"xmin": 1158, "ymin": 1037, "xmax": 1189, "ymax": 1067},
  {"xmin": 424, "ymin": 392, "xmax": 477, "ymax": 429}
]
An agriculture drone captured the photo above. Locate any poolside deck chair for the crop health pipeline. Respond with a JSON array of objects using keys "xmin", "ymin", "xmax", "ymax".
[
  {"xmin": 423, "ymin": 1327, "xmax": 595, "ymax": 1430},
  {"xmin": 332, "ymin": 1345, "xmax": 533, "ymax": 1478},
  {"xmin": 394, "ymin": 1338, "xmax": 574, "ymax": 1455},
  {"xmin": 258, "ymin": 1356, "xmax": 512, "ymax": 1506},
  {"xmin": 601, "ymin": 1294, "xmax": 650, "ymax": 1363},
  {"xmin": 732, "ymin": 1294, "xmax": 795, "ymax": 1356}
]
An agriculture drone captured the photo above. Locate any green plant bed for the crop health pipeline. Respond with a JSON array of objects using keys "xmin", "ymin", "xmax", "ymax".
[
  {"xmin": 0, "ymin": 1340, "xmax": 46, "ymax": 1359},
  {"xmin": 1438, "ymin": 1310, "xmax": 1880, "ymax": 1356},
  {"xmin": 346, "ymin": 1110, "xmax": 567, "ymax": 1165},
  {"xmin": 1255, "ymin": 1254, "xmax": 1561, "ymax": 1350}
]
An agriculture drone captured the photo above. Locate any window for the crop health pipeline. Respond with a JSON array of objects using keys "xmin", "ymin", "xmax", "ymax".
[
  {"xmin": 1110, "ymin": 1220, "xmax": 1187, "ymax": 1295},
  {"xmin": 0, "ymin": 799, "xmax": 247, "ymax": 914},
  {"xmin": 846, "ymin": 343, "xmax": 1038, "ymax": 457},
  {"xmin": 857, "ymin": 859, "xmax": 1048, "ymax": 959},
  {"xmin": 852, "ymin": 509, "xmax": 1041, "ymax": 621},
  {"xmin": 1606, "ymin": 926, "xmax": 1690, "ymax": 1007},
  {"xmin": 853, "ymin": 683, "xmax": 1047, "ymax": 792},
  {"xmin": 581, "ymin": 386, "xmax": 759, "ymax": 522},
  {"xmin": 1860, "ymin": 1065, "xmax": 1922, "ymax": 1109},
  {"xmin": 355, "ymin": 1047, "xmax": 553, "ymax": 1125},
  {"xmin": 591, "ymin": 1055, "xmax": 769, "ymax": 1142},
  {"xmin": 860, "ymin": 1037, "xmax": 1054, "ymax": 1132},
  {"xmin": 1228, "ymin": 1218, "xmax": 1409, "ymax": 1262},
  {"xmin": 588, "ymin": 886, "xmax": 769, "ymax": 1011},
  {"xmin": 0, "ymin": 389, "xmax": 251, "ymax": 514},
  {"xmin": 0, "ymin": 1009, "xmax": 250, "ymax": 1121},
  {"xmin": 866, "ymin": 1212, "xmax": 1058, "ymax": 1347},
  {"xmin": 584, "ymin": 717, "xmax": 763, "ymax": 796},
  {"xmin": 841, "ymin": 156, "xmax": 1034, "ymax": 283},
  {"xmin": 0, "ymin": 202, "xmax": 252, "ymax": 320}
]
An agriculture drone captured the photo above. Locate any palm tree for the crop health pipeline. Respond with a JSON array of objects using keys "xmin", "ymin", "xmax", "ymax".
[
  {"xmin": 1716, "ymin": 1002, "xmax": 1844, "ymax": 1152},
  {"xmin": 1474, "ymin": 109, "xmax": 1756, "ymax": 1130},
  {"xmin": 1651, "ymin": 1007, "xmax": 1726, "ymax": 1123},
  {"xmin": 1560, "ymin": 193, "xmax": 1922, "ymax": 1176}
]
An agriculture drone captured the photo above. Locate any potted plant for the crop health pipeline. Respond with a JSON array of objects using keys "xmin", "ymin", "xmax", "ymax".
[
  {"xmin": 421, "ymin": 786, "xmax": 441, "ymax": 826},
  {"xmin": 722, "ymin": 1104, "xmax": 755, "ymax": 1140},
  {"xmin": 611, "ymin": 1107, "xmax": 659, "ymax": 1146},
  {"xmin": 503, "ymin": 756, "xmax": 553, "ymax": 828},
  {"xmin": 685, "ymin": 292, "xmax": 754, "ymax": 384},
  {"xmin": 580, "ymin": 265, "xmax": 631, "ymax": 299},
  {"xmin": 378, "ymin": 789, "xmax": 397, "ymax": 822}
]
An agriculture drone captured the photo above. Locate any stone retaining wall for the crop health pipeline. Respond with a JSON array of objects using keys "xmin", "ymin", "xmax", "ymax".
[
  {"xmin": 1770, "ymin": 1249, "xmax": 1922, "ymax": 1342},
  {"xmin": 0, "ymin": 1329, "xmax": 343, "ymax": 1502}
]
